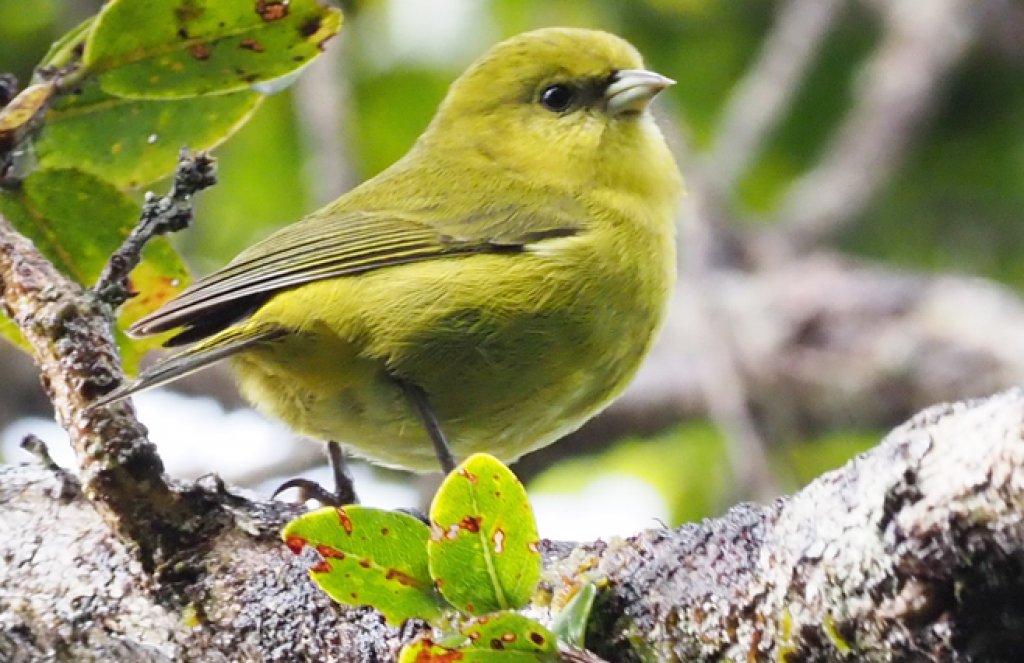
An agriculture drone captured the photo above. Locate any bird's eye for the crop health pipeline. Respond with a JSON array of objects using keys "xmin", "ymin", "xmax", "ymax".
[{"xmin": 539, "ymin": 84, "xmax": 575, "ymax": 113}]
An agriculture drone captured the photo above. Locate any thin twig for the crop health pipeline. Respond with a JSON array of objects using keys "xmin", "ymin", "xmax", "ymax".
[
  {"xmin": 20, "ymin": 433, "xmax": 81, "ymax": 502},
  {"xmin": 660, "ymin": 105, "xmax": 780, "ymax": 503},
  {"xmin": 557, "ymin": 644, "xmax": 611, "ymax": 663},
  {"xmin": 763, "ymin": 0, "xmax": 985, "ymax": 257},
  {"xmin": 294, "ymin": 37, "xmax": 357, "ymax": 204},
  {"xmin": 93, "ymin": 148, "xmax": 216, "ymax": 306},
  {"xmin": 704, "ymin": 0, "xmax": 846, "ymax": 195}
]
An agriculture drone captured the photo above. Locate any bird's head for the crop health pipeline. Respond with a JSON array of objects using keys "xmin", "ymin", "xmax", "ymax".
[{"xmin": 420, "ymin": 28, "xmax": 682, "ymax": 204}]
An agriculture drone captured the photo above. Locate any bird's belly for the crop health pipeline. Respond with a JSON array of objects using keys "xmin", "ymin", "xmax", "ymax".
[{"xmin": 232, "ymin": 248, "xmax": 668, "ymax": 471}]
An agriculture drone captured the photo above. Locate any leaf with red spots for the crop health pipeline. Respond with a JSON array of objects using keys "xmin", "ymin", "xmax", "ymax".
[
  {"xmin": 81, "ymin": 0, "xmax": 343, "ymax": 99},
  {"xmin": 399, "ymin": 613, "xmax": 556, "ymax": 663},
  {"xmin": 428, "ymin": 454, "xmax": 541, "ymax": 615},
  {"xmin": 281, "ymin": 505, "xmax": 446, "ymax": 625}
]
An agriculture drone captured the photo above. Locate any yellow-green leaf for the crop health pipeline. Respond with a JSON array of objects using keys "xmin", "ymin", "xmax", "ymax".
[
  {"xmin": 400, "ymin": 613, "xmax": 556, "ymax": 663},
  {"xmin": 82, "ymin": 0, "xmax": 343, "ymax": 99},
  {"xmin": 35, "ymin": 81, "xmax": 261, "ymax": 188},
  {"xmin": 428, "ymin": 454, "xmax": 542, "ymax": 615},
  {"xmin": 282, "ymin": 505, "xmax": 446, "ymax": 625},
  {"xmin": 0, "ymin": 314, "xmax": 31, "ymax": 353}
]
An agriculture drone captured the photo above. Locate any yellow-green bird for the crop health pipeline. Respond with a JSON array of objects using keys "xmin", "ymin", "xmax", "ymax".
[{"xmin": 100, "ymin": 27, "xmax": 682, "ymax": 496}]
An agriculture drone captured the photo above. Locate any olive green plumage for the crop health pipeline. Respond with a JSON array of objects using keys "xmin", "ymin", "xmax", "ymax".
[{"xmin": 105, "ymin": 27, "xmax": 683, "ymax": 471}]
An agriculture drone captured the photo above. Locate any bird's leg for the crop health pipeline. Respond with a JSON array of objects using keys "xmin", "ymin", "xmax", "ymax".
[
  {"xmin": 271, "ymin": 440, "xmax": 359, "ymax": 506},
  {"xmin": 397, "ymin": 380, "xmax": 457, "ymax": 474}
]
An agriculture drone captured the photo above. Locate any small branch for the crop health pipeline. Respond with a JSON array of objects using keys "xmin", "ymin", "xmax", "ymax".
[
  {"xmin": 677, "ymin": 179, "xmax": 780, "ymax": 503},
  {"xmin": 762, "ymin": 0, "xmax": 984, "ymax": 256},
  {"xmin": 20, "ymin": 433, "xmax": 80, "ymax": 502},
  {"xmin": 294, "ymin": 38, "xmax": 357, "ymax": 204},
  {"xmin": 94, "ymin": 148, "xmax": 216, "ymax": 306},
  {"xmin": 703, "ymin": 0, "xmax": 846, "ymax": 195}
]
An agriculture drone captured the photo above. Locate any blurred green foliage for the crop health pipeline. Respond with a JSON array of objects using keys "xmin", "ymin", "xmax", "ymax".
[{"xmin": 2, "ymin": 0, "xmax": 1021, "ymax": 522}]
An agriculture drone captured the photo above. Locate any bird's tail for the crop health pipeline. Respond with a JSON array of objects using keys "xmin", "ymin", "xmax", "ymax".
[{"xmin": 91, "ymin": 325, "xmax": 285, "ymax": 408}]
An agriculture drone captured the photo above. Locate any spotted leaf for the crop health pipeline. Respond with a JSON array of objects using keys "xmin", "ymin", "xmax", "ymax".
[
  {"xmin": 399, "ymin": 612, "xmax": 556, "ymax": 663},
  {"xmin": 428, "ymin": 454, "xmax": 541, "ymax": 615},
  {"xmin": 82, "ymin": 0, "xmax": 342, "ymax": 99},
  {"xmin": 282, "ymin": 505, "xmax": 446, "ymax": 625}
]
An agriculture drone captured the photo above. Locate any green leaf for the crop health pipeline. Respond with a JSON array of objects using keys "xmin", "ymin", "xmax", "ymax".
[
  {"xmin": 0, "ymin": 313, "xmax": 31, "ymax": 353},
  {"xmin": 399, "ymin": 613, "xmax": 557, "ymax": 663},
  {"xmin": 0, "ymin": 168, "xmax": 189, "ymax": 370},
  {"xmin": 282, "ymin": 505, "xmax": 446, "ymax": 625},
  {"xmin": 39, "ymin": 16, "xmax": 96, "ymax": 69},
  {"xmin": 428, "ymin": 454, "xmax": 542, "ymax": 615},
  {"xmin": 551, "ymin": 582, "xmax": 597, "ymax": 649},
  {"xmin": 35, "ymin": 81, "xmax": 261, "ymax": 188},
  {"xmin": 1, "ymin": 168, "xmax": 140, "ymax": 284},
  {"xmin": 82, "ymin": 0, "xmax": 343, "ymax": 99}
]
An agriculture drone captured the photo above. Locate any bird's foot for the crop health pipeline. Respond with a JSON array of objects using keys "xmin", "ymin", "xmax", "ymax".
[{"xmin": 272, "ymin": 440, "xmax": 358, "ymax": 507}]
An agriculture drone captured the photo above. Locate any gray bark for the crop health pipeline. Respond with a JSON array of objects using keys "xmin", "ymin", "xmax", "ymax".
[{"xmin": 4, "ymin": 386, "xmax": 1024, "ymax": 662}]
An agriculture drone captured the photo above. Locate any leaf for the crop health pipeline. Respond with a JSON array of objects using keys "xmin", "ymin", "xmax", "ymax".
[
  {"xmin": 35, "ymin": 80, "xmax": 261, "ymax": 188},
  {"xmin": 0, "ymin": 313, "xmax": 31, "ymax": 353},
  {"xmin": 0, "ymin": 168, "xmax": 189, "ymax": 370},
  {"xmin": 82, "ymin": 0, "xmax": 343, "ymax": 99},
  {"xmin": 551, "ymin": 583, "xmax": 597, "ymax": 649},
  {"xmin": 399, "ymin": 613, "xmax": 557, "ymax": 663},
  {"xmin": 1, "ymin": 168, "xmax": 139, "ymax": 284},
  {"xmin": 282, "ymin": 505, "xmax": 446, "ymax": 625},
  {"xmin": 39, "ymin": 16, "xmax": 96, "ymax": 68},
  {"xmin": 428, "ymin": 454, "xmax": 542, "ymax": 615}
]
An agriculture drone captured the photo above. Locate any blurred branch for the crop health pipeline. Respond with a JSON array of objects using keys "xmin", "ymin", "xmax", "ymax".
[
  {"xmin": 294, "ymin": 36, "xmax": 357, "ymax": 205},
  {"xmin": 519, "ymin": 252, "xmax": 1024, "ymax": 479},
  {"xmin": 6, "ymin": 387, "xmax": 1024, "ymax": 660},
  {"xmin": 677, "ymin": 188, "xmax": 779, "ymax": 503},
  {"xmin": 762, "ymin": 0, "xmax": 985, "ymax": 257},
  {"xmin": 703, "ymin": 0, "xmax": 846, "ymax": 196}
]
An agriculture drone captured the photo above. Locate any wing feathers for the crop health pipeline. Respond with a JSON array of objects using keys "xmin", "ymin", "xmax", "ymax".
[
  {"xmin": 90, "ymin": 326, "xmax": 285, "ymax": 408},
  {"xmin": 129, "ymin": 206, "xmax": 580, "ymax": 343}
]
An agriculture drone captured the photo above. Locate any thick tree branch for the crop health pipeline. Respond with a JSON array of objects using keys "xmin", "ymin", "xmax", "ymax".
[
  {"xmin": 4, "ymin": 387, "xmax": 1024, "ymax": 661},
  {"xmin": 0, "ymin": 211, "xmax": 224, "ymax": 573}
]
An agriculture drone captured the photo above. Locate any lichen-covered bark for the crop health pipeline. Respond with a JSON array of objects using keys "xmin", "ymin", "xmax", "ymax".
[
  {"xmin": 4, "ymin": 387, "xmax": 1024, "ymax": 662},
  {"xmin": 0, "ymin": 214, "xmax": 229, "ymax": 573}
]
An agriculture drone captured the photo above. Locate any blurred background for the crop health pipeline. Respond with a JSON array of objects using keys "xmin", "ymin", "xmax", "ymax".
[{"xmin": 2, "ymin": 0, "xmax": 1024, "ymax": 539}]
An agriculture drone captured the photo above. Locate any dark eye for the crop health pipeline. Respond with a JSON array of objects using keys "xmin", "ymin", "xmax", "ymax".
[{"xmin": 539, "ymin": 84, "xmax": 575, "ymax": 112}]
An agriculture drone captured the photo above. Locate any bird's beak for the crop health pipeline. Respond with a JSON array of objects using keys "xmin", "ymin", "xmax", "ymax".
[{"xmin": 605, "ymin": 69, "xmax": 675, "ymax": 116}]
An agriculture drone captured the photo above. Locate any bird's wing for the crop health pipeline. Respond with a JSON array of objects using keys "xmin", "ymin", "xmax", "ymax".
[
  {"xmin": 129, "ymin": 205, "xmax": 580, "ymax": 345},
  {"xmin": 90, "ymin": 325, "xmax": 287, "ymax": 408}
]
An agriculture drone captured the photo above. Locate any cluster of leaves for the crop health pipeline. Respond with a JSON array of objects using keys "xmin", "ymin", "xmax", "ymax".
[
  {"xmin": 0, "ymin": 0, "xmax": 342, "ymax": 369},
  {"xmin": 283, "ymin": 453, "xmax": 598, "ymax": 662}
]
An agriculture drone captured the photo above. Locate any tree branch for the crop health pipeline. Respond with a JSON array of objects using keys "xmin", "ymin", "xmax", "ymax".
[
  {"xmin": 4, "ymin": 386, "xmax": 1024, "ymax": 661},
  {"xmin": 93, "ymin": 149, "xmax": 216, "ymax": 306},
  {"xmin": 0, "ymin": 210, "xmax": 225, "ymax": 573},
  {"xmin": 762, "ymin": 0, "xmax": 985, "ymax": 256}
]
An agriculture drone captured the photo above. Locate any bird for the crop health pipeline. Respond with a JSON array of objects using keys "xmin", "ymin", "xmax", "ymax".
[{"xmin": 96, "ymin": 27, "xmax": 683, "ymax": 503}]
